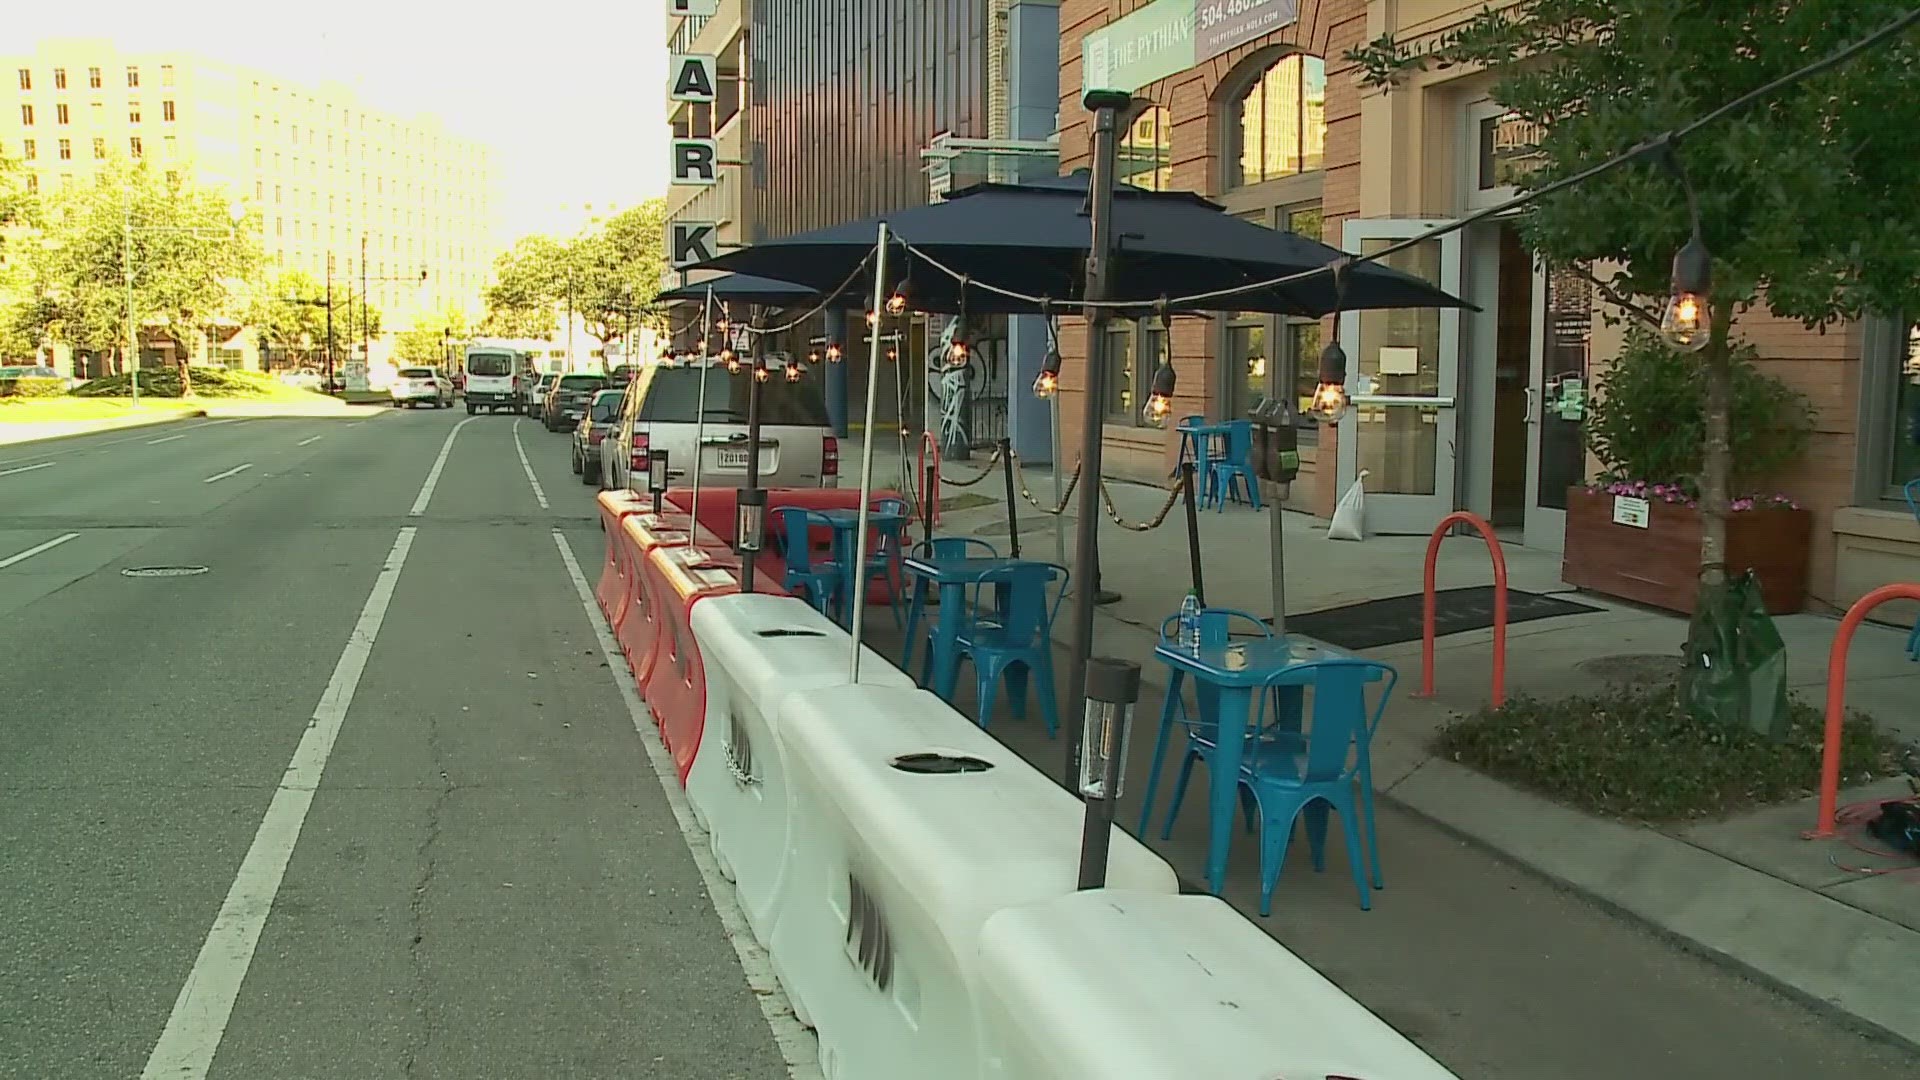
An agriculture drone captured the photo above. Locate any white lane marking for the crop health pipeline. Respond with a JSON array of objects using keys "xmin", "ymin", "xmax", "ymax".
[
  {"xmin": 0, "ymin": 532, "xmax": 80, "ymax": 570},
  {"xmin": 0, "ymin": 417, "xmax": 250, "ymax": 468},
  {"xmin": 408, "ymin": 415, "xmax": 478, "ymax": 517},
  {"xmin": 201, "ymin": 463, "xmax": 253, "ymax": 484},
  {"xmin": 0, "ymin": 461, "xmax": 54, "ymax": 478},
  {"xmin": 551, "ymin": 530, "xmax": 820, "ymax": 1079},
  {"xmin": 147, "ymin": 434, "xmax": 188, "ymax": 445},
  {"xmin": 512, "ymin": 418, "xmax": 550, "ymax": 510},
  {"xmin": 297, "ymin": 435, "xmax": 323, "ymax": 447},
  {"xmin": 141, "ymin": 526, "xmax": 418, "ymax": 1079}
]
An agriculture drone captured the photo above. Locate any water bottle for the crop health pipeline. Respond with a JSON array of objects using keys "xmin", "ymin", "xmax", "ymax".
[{"xmin": 1178, "ymin": 592, "xmax": 1202, "ymax": 653}]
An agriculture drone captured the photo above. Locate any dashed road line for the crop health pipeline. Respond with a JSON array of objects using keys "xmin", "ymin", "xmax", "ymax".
[
  {"xmin": 0, "ymin": 533, "xmax": 80, "ymax": 570},
  {"xmin": 202, "ymin": 463, "xmax": 253, "ymax": 484}
]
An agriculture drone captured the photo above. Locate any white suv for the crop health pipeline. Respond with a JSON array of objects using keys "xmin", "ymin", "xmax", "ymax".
[
  {"xmin": 603, "ymin": 357, "xmax": 838, "ymax": 493},
  {"xmin": 390, "ymin": 367, "xmax": 453, "ymax": 408}
]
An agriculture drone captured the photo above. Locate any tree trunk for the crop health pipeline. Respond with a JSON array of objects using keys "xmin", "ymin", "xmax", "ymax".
[
  {"xmin": 1696, "ymin": 301, "xmax": 1737, "ymax": 589},
  {"xmin": 177, "ymin": 357, "xmax": 194, "ymax": 398}
]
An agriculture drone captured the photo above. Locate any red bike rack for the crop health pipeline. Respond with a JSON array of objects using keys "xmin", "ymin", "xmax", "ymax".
[
  {"xmin": 1413, "ymin": 511, "xmax": 1508, "ymax": 708},
  {"xmin": 1807, "ymin": 582, "xmax": 1920, "ymax": 839}
]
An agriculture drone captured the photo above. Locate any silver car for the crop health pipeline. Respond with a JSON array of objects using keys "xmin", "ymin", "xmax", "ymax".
[
  {"xmin": 571, "ymin": 388, "xmax": 625, "ymax": 486},
  {"xmin": 603, "ymin": 357, "xmax": 837, "ymax": 493}
]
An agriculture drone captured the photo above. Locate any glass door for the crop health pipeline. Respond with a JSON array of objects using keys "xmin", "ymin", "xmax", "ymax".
[
  {"xmin": 1336, "ymin": 219, "xmax": 1465, "ymax": 533},
  {"xmin": 1524, "ymin": 264, "xmax": 1595, "ymax": 550}
]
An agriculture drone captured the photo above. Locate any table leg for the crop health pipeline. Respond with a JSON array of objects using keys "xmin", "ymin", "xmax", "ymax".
[
  {"xmin": 1135, "ymin": 670, "xmax": 1185, "ymax": 835},
  {"xmin": 931, "ymin": 581, "xmax": 966, "ymax": 699},
  {"xmin": 902, "ymin": 574, "xmax": 927, "ymax": 671},
  {"xmin": 1206, "ymin": 686, "xmax": 1254, "ymax": 896}
]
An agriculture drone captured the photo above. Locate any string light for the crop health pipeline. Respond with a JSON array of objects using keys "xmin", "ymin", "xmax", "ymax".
[
  {"xmin": 1139, "ymin": 305, "xmax": 1176, "ymax": 428},
  {"xmin": 1660, "ymin": 237, "xmax": 1712, "ymax": 353},
  {"xmin": 826, "ymin": 342, "xmax": 843, "ymax": 362},
  {"xmin": 785, "ymin": 362, "xmax": 803, "ymax": 383},
  {"xmin": 1305, "ymin": 340, "xmax": 1351, "ymax": 423},
  {"xmin": 1032, "ymin": 303, "xmax": 1062, "ymax": 398},
  {"xmin": 886, "ymin": 291, "xmax": 908, "ymax": 316},
  {"xmin": 755, "ymin": 363, "xmax": 771, "ymax": 383},
  {"xmin": 807, "ymin": 347, "xmax": 820, "ymax": 364}
]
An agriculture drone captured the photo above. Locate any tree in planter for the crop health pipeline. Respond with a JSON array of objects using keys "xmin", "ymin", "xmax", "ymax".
[{"xmin": 1348, "ymin": 1, "xmax": 1920, "ymax": 590}]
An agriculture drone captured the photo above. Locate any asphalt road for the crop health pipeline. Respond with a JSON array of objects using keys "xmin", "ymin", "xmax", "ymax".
[
  {"xmin": 4, "ymin": 407, "xmax": 1917, "ymax": 1080},
  {"xmin": 0, "ymin": 410, "xmax": 791, "ymax": 1080}
]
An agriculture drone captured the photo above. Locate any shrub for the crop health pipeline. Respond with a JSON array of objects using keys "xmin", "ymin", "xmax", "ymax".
[
  {"xmin": 73, "ymin": 366, "xmax": 319, "ymax": 399},
  {"xmin": 0, "ymin": 376, "xmax": 68, "ymax": 399},
  {"xmin": 1584, "ymin": 327, "xmax": 1814, "ymax": 494}
]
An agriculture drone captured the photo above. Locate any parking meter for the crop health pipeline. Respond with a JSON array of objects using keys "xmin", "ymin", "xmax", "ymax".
[{"xmin": 1248, "ymin": 397, "xmax": 1300, "ymax": 486}]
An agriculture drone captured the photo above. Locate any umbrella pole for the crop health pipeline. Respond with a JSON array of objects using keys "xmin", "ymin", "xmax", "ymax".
[
  {"xmin": 1270, "ymin": 482, "xmax": 1288, "ymax": 635},
  {"xmin": 688, "ymin": 289, "xmax": 715, "ymax": 536},
  {"xmin": 848, "ymin": 222, "xmax": 892, "ymax": 683},
  {"xmin": 1064, "ymin": 90, "xmax": 1131, "ymax": 828},
  {"xmin": 740, "ymin": 304, "xmax": 765, "ymax": 593},
  {"xmin": 1051, "ymin": 394, "xmax": 1066, "ymax": 567}
]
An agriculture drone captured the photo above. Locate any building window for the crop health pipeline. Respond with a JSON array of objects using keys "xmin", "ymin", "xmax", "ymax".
[
  {"xmin": 1874, "ymin": 319, "xmax": 1920, "ymax": 499},
  {"xmin": 163, "ymin": 100, "xmax": 176, "ymax": 122},
  {"xmin": 1225, "ymin": 315, "xmax": 1267, "ymax": 422},
  {"xmin": 24, "ymin": 174, "xmax": 36, "ymax": 193},
  {"xmin": 87, "ymin": 67, "xmax": 101, "ymax": 90},
  {"xmin": 20, "ymin": 139, "xmax": 33, "ymax": 160},
  {"xmin": 165, "ymin": 170, "xmax": 177, "ymax": 186},
  {"xmin": 161, "ymin": 64, "xmax": 175, "ymax": 87},
  {"xmin": 1228, "ymin": 54, "xmax": 1327, "ymax": 187},
  {"xmin": 57, "ymin": 138, "xmax": 71, "ymax": 161},
  {"xmin": 16, "ymin": 69, "xmax": 29, "ymax": 91},
  {"xmin": 127, "ymin": 66, "xmax": 139, "ymax": 88},
  {"xmin": 92, "ymin": 137, "xmax": 105, "ymax": 160},
  {"xmin": 53, "ymin": 68, "xmax": 66, "ymax": 90},
  {"xmin": 56, "ymin": 103, "xmax": 68, "ymax": 125},
  {"xmin": 18, "ymin": 104, "xmax": 31, "ymax": 126},
  {"xmin": 129, "ymin": 101, "xmax": 141, "ymax": 123},
  {"xmin": 1119, "ymin": 104, "xmax": 1172, "ymax": 191},
  {"xmin": 129, "ymin": 136, "xmax": 143, "ymax": 158},
  {"xmin": 91, "ymin": 101, "xmax": 102, "ymax": 123}
]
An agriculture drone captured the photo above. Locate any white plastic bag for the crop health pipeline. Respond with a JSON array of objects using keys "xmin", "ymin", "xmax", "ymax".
[{"xmin": 1328, "ymin": 469, "xmax": 1368, "ymax": 541}]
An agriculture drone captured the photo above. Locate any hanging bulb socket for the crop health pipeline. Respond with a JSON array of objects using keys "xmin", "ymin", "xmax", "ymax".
[
  {"xmin": 1140, "ymin": 362, "xmax": 1177, "ymax": 428},
  {"xmin": 1032, "ymin": 344, "xmax": 1062, "ymax": 399},
  {"xmin": 886, "ymin": 291, "xmax": 908, "ymax": 316},
  {"xmin": 865, "ymin": 310, "xmax": 880, "ymax": 328},
  {"xmin": 785, "ymin": 362, "xmax": 802, "ymax": 383},
  {"xmin": 1659, "ymin": 234, "xmax": 1713, "ymax": 354},
  {"xmin": 1306, "ymin": 339, "xmax": 1351, "ymax": 424},
  {"xmin": 754, "ymin": 363, "xmax": 771, "ymax": 383},
  {"xmin": 825, "ymin": 342, "xmax": 843, "ymax": 362}
]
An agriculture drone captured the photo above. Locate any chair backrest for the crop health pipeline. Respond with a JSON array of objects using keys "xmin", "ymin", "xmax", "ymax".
[
  {"xmin": 1904, "ymin": 478, "xmax": 1920, "ymax": 524},
  {"xmin": 912, "ymin": 536, "xmax": 999, "ymax": 561},
  {"xmin": 776, "ymin": 506, "xmax": 825, "ymax": 575},
  {"xmin": 1157, "ymin": 606, "xmax": 1273, "ymax": 648},
  {"xmin": 1260, "ymin": 658, "xmax": 1398, "ymax": 784},
  {"xmin": 972, "ymin": 562, "xmax": 1068, "ymax": 647},
  {"xmin": 871, "ymin": 498, "xmax": 910, "ymax": 554},
  {"xmin": 1222, "ymin": 419, "xmax": 1254, "ymax": 461}
]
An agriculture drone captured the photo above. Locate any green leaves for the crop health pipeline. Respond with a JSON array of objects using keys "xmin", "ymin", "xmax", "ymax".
[{"xmin": 479, "ymin": 198, "xmax": 671, "ymax": 345}]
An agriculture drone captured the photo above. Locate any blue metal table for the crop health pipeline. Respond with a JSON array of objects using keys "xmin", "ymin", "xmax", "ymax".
[{"xmin": 807, "ymin": 507, "xmax": 907, "ymax": 626}]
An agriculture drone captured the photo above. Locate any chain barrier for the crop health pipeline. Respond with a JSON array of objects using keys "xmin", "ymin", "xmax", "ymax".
[
  {"xmin": 1008, "ymin": 451, "xmax": 1081, "ymax": 516},
  {"xmin": 936, "ymin": 446, "xmax": 1003, "ymax": 488},
  {"xmin": 1099, "ymin": 478, "xmax": 1182, "ymax": 532}
]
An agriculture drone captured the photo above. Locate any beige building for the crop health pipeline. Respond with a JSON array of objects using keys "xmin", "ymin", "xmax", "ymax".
[{"xmin": 2, "ymin": 39, "xmax": 500, "ymax": 356}]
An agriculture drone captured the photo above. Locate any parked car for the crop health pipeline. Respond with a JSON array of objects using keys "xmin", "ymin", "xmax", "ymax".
[
  {"xmin": 525, "ymin": 372, "xmax": 557, "ymax": 419},
  {"xmin": 603, "ymin": 356, "xmax": 838, "ymax": 493},
  {"xmin": 571, "ymin": 388, "xmax": 626, "ymax": 486},
  {"xmin": 544, "ymin": 373, "xmax": 609, "ymax": 431},
  {"xmin": 389, "ymin": 366, "xmax": 454, "ymax": 408}
]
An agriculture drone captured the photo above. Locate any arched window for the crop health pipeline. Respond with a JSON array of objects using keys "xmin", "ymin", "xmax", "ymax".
[
  {"xmin": 1118, "ymin": 104, "xmax": 1172, "ymax": 191},
  {"xmin": 1228, "ymin": 54, "xmax": 1326, "ymax": 188}
]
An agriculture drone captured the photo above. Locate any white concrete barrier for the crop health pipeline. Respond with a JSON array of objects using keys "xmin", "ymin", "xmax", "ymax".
[
  {"xmin": 686, "ymin": 593, "xmax": 913, "ymax": 940},
  {"xmin": 768, "ymin": 683, "xmax": 1178, "ymax": 1080},
  {"xmin": 975, "ymin": 889, "xmax": 1460, "ymax": 1080}
]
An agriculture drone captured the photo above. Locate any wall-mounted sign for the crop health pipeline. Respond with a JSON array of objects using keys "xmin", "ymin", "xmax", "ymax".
[
  {"xmin": 1083, "ymin": 0, "xmax": 1299, "ymax": 96},
  {"xmin": 671, "ymin": 138, "xmax": 718, "ymax": 186},
  {"xmin": 669, "ymin": 0, "xmax": 718, "ymax": 16},
  {"xmin": 669, "ymin": 220, "xmax": 719, "ymax": 269},
  {"xmin": 670, "ymin": 54, "xmax": 717, "ymax": 103}
]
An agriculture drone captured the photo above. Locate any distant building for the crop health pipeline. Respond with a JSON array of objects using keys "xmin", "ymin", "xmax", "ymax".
[{"xmin": 1, "ymin": 39, "xmax": 501, "ymax": 369}]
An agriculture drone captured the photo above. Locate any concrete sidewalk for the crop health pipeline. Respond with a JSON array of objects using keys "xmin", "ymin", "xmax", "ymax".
[
  {"xmin": 854, "ymin": 434, "xmax": 1920, "ymax": 1052},
  {"xmin": 0, "ymin": 397, "xmax": 386, "ymax": 447}
]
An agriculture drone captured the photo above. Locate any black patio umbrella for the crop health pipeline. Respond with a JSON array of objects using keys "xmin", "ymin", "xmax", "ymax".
[
  {"xmin": 657, "ymin": 272, "xmax": 820, "ymax": 306},
  {"xmin": 696, "ymin": 171, "xmax": 1472, "ymax": 316}
]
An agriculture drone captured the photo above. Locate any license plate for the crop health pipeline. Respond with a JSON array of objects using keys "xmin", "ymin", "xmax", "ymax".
[{"xmin": 718, "ymin": 449, "xmax": 749, "ymax": 468}]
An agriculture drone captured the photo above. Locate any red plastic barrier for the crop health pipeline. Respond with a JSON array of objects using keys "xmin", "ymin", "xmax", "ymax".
[
  {"xmin": 1412, "ymin": 511, "xmax": 1508, "ymax": 708},
  {"xmin": 594, "ymin": 490, "xmax": 655, "ymax": 629},
  {"xmin": 614, "ymin": 513, "xmax": 695, "ymax": 687},
  {"xmin": 641, "ymin": 544, "xmax": 789, "ymax": 784},
  {"xmin": 665, "ymin": 486, "xmax": 905, "ymax": 603},
  {"xmin": 1807, "ymin": 583, "xmax": 1920, "ymax": 838}
]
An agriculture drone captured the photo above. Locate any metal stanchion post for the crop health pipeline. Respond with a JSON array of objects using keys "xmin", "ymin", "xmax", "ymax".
[
  {"xmin": 999, "ymin": 436, "xmax": 1020, "ymax": 560},
  {"xmin": 1181, "ymin": 461, "xmax": 1205, "ymax": 607}
]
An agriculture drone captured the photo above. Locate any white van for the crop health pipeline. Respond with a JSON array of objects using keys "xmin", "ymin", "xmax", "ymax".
[
  {"xmin": 463, "ymin": 346, "xmax": 525, "ymax": 414},
  {"xmin": 603, "ymin": 356, "xmax": 838, "ymax": 493}
]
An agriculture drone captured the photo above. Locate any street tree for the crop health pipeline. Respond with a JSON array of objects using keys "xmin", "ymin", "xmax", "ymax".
[
  {"xmin": 395, "ymin": 306, "xmax": 472, "ymax": 366},
  {"xmin": 0, "ymin": 149, "xmax": 46, "ymax": 359},
  {"xmin": 571, "ymin": 199, "xmax": 671, "ymax": 351},
  {"xmin": 1348, "ymin": 0, "xmax": 1920, "ymax": 590},
  {"xmin": 249, "ymin": 269, "xmax": 329, "ymax": 367},
  {"xmin": 31, "ymin": 162, "xmax": 262, "ymax": 393},
  {"xmin": 481, "ymin": 234, "xmax": 566, "ymax": 338}
]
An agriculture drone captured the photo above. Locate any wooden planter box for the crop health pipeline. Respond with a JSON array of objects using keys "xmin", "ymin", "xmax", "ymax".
[{"xmin": 1561, "ymin": 487, "xmax": 1811, "ymax": 615}]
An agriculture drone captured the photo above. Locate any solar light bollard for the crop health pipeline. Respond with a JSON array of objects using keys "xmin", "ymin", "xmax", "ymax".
[
  {"xmin": 649, "ymin": 450, "xmax": 671, "ymax": 516},
  {"xmin": 735, "ymin": 487, "xmax": 767, "ymax": 592},
  {"xmin": 1076, "ymin": 656, "xmax": 1142, "ymax": 890}
]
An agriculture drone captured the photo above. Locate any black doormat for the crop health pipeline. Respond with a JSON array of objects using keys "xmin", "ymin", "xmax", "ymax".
[{"xmin": 1278, "ymin": 586, "xmax": 1600, "ymax": 651}]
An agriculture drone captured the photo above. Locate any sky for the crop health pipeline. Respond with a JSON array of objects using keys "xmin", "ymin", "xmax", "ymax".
[{"xmin": 12, "ymin": 0, "xmax": 672, "ymax": 242}]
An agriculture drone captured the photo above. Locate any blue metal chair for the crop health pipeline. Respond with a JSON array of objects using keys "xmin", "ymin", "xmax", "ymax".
[
  {"xmin": 953, "ymin": 562, "xmax": 1067, "ymax": 736},
  {"xmin": 1173, "ymin": 415, "xmax": 1216, "ymax": 501},
  {"xmin": 1231, "ymin": 659, "xmax": 1396, "ymax": 915},
  {"xmin": 1205, "ymin": 420, "xmax": 1262, "ymax": 511},
  {"xmin": 863, "ymin": 497, "xmax": 911, "ymax": 629},
  {"xmin": 775, "ymin": 506, "xmax": 841, "ymax": 618},
  {"xmin": 1905, "ymin": 480, "xmax": 1920, "ymax": 660},
  {"xmin": 901, "ymin": 536, "xmax": 999, "ymax": 672},
  {"xmin": 1137, "ymin": 608, "xmax": 1282, "ymax": 840}
]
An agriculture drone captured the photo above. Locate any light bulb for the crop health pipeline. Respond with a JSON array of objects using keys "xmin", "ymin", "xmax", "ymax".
[
  {"xmin": 1306, "ymin": 380, "xmax": 1350, "ymax": 423},
  {"xmin": 1031, "ymin": 369, "xmax": 1058, "ymax": 399},
  {"xmin": 807, "ymin": 349, "xmax": 820, "ymax": 364},
  {"xmin": 886, "ymin": 347, "xmax": 897, "ymax": 362},
  {"xmin": 1140, "ymin": 363, "xmax": 1177, "ymax": 428},
  {"xmin": 785, "ymin": 364, "xmax": 802, "ymax": 383},
  {"xmin": 1661, "ymin": 234, "xmax": 1713, "ymax": 354},
  {"xmin": 755, "ymin": 364, "xmax": 770, "ymax": 383},
  {"xmin": 886, "ymin": 292, "xmax": 907, "ymax": 315},
  {"xmin": 948, "ymin": 340, "xmax": 969, "ymax": 366},
  {"xmin": 825, "ymin": 343, "xmax": 842, "ymax": 362},
  {"xmin": 866, "ymin": 310, "xmax": 879, "ymax": 328}
]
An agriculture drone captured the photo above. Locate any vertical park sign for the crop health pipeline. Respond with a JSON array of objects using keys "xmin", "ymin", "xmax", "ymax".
[{"xmin": 1083, "ymin": 0, "xmax": 1300, "ymax": 96}]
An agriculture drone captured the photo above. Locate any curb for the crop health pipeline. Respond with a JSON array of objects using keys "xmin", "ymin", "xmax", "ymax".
[
  {"xmin": 0, "ymin": 408, "xmax": 209, "ymax": 448},
  {"xmin": 1382, "ymin": 757, "xmax": 1920, "ymax": 1057}
]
